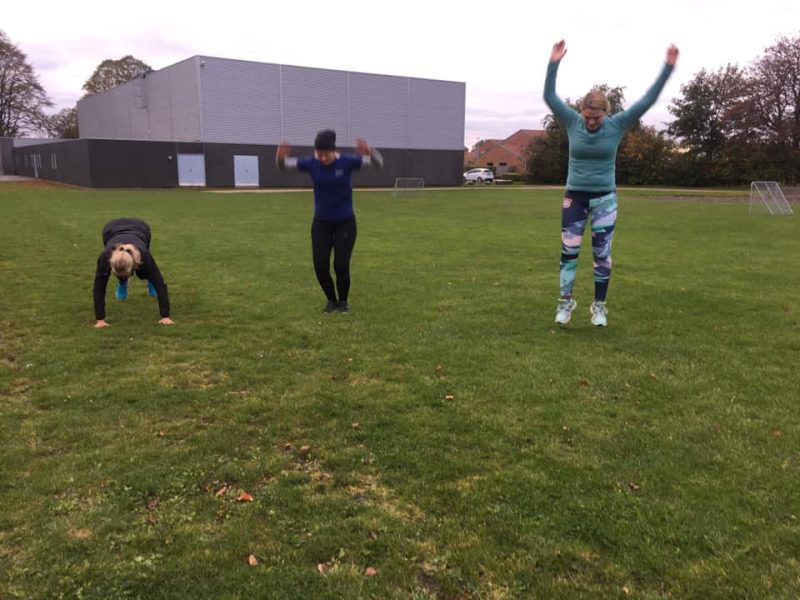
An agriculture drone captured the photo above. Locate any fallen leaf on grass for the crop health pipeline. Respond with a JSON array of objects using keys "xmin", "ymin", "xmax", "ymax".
[
  {"xmin": 579, "ymin": 378, "xmax": 590, "ymax": 387},
  {"xmin": 214, "ymin": 485, "xmax": 229, "ymax": 497},
  {"xmin": 156, "ymin": 431, "xmax": 166, "ymax": 437},
  {"xmin": 772, "ymin": 430, "xmax": 783, "ymax": 438},
  {"xmin": 146, "ymin": 496, "xmax": 160, "ymax": 510},
  {"xmin": 238, "ymin": 491, "xmax": 254, "ymax": 502},
  {"xmin": 444, "ymin": 394, "xmax": 455, "ymax": 401},
  {"xmin": 247, "ymin": 554, "xmax": 258, "ymax": 566},
  {"xmin": 317, "ymin": 563, "xmax": 327, "ymax": 573},
  {"xmin": 283, "ymin": 443, "xmax": 293, "ymax": 452},
  {"xmin": 622, "ymin": 585, "xmax": 631, "ymax": 595},
  {"xmin": 364, "ymin": 567, "xmax": 378, "ymax": 576},
  {"xmin": 351, "ymin": 422, "xmax": 361, "ymax": 430},
  {"xmin": 628, "ymin": 482, "xmax": 640, "ymax": 491},
  {"xmin": 299, "ymin": 445, "xmax": 311, "ymax": 455}
]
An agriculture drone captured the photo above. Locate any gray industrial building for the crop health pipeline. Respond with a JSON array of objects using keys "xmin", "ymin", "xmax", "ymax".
[{"xmin": 11, "ymin": 56, "xmax": 466, "ymax": 188}]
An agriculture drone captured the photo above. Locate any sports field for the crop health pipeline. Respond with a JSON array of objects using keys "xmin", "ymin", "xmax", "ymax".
[{"xmin": 1, "ymin": 182, "xmax": 798, "ymax": 598}]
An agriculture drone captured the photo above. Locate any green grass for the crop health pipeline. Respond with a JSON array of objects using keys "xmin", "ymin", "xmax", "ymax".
[{"xmin": 1, "ymin": 182, "xmax": 799, "ymax": 599}]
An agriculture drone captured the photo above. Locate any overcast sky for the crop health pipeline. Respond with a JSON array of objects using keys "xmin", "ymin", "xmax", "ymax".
[{"xmin": 4, "ymin": 0, "xmax": 799, "ymax": 148}]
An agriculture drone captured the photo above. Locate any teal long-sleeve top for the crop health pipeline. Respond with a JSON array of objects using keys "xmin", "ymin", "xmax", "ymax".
[{"xmin": 544, "ymin": 60, "xmax": 674, "ymax": 192}]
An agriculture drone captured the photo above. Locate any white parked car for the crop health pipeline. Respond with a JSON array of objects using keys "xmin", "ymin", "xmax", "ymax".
[{"xmin": 463, "ymin": 167, "xmax": 494, "ymax": 184}]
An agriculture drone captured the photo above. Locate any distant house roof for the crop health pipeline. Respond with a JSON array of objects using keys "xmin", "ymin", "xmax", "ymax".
[{"xmin": 467, "ymin": 129, "xmax": 546, "ymax": 163}]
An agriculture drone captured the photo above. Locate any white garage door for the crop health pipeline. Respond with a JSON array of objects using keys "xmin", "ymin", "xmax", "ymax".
[
  {"xmin": 234, "ymin": 155, "xmax": 259, "ymax": 187},
  {"xmin": 177, "ymin": 154, "xmax": 206, "ymax": 187}
]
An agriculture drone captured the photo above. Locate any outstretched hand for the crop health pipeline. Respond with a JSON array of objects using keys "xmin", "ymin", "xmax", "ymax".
[
  {"xmin": 666, "ymin": 44, "xmax": 679, "ymax": 66},
  {"xmin": 276, "ymin": 141, "xmax": 291, "ymax": 160},
  {"xmin": 355, "ymin": 137, "xmax": 370, "ymax": 156},
  {"xmin": 550, "ymin": 40, "xmax": 567, "ymax": 63}
]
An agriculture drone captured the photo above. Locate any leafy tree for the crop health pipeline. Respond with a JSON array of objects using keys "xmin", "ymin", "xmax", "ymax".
[
  {"xmin": 0, "ymin": 30, "xmax": 53, "ymax": 136},
  {"xmin": 82, "ymin": 55, "xmax": 151, "ymax": 95},
  {"xmin": 667, "ymin": 65, "xmax": 746, "ymax": 161},
  {"xmin": 47, "ymin": 106, "xmax": 78, "ymax": 139},
  {"xmin": 617, "ymin": 125, "xmax": 676, "ymax": 185},
  {"xmin": 741, "ymin": 33, "xmax": 800, "ymax": 182}
]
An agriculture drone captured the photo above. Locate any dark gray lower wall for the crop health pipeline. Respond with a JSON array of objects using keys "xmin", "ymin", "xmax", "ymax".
[
  {"xmin": 13, "ymin": 140, "xmax": 92, "ymax": 186},
  {"xmin": 13, "ymin": 139, "xmax": 463, "ymax": 188},
  {"xmin": 0, "ymin": 138, "xmax": 14, "ymax": 175}
]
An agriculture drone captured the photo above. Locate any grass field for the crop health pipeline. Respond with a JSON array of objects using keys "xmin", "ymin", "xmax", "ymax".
[{"xmin": 1, "ymin": 182, "xmax": 798, "ymax": 599}]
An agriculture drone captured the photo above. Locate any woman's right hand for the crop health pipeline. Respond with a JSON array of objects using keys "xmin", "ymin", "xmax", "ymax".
[{"xmin": 550, "ymin": 40, "xmax": 567, "ymax": 63}]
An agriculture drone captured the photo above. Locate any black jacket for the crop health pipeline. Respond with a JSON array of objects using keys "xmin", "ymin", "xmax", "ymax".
[{"xmin": 93, "ymin": 218, "xmax": 170, "ymax": 320}]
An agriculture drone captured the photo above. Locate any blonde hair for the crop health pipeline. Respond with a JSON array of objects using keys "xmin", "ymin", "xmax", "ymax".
[
  {"xmin": 110, "ymin": 244, "xmax": 142, "ymax": 277},
  {"xmin": 581, "ymin": 90, "xmax": 610, "ymax": 113}
]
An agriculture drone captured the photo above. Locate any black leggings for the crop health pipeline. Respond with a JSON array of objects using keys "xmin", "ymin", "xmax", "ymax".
[{"xmin": 311, "ymin": 216, "xmax": 357, "ymax": 304}]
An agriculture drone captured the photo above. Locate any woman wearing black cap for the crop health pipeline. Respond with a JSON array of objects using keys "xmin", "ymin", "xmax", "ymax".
[{"xmin": 276, "ymin": 129, "xmax": 383, "ymax": 313}]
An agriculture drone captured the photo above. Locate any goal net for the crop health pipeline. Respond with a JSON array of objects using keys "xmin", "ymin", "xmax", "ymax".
[
  {"xmin": 392, "ymin": 177, "xmax": 425, "ymax": 198},
  {"xmin": 749, "ymin": 181, "xmax": 793, "ymax": 216}
]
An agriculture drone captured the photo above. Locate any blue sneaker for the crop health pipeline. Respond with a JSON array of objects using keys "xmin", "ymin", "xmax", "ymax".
[
  {"xmin": 147, "ymin": 280, "xmax": 157, "ymax": 298},
  {"xmin": 115, "ymin": 278, "xmax": 129, "ymax": 301}
]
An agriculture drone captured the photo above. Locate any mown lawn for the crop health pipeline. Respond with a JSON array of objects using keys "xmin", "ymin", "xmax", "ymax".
[{"xmin": 1, "ymin": 182, "xmax": 798, "ymax": 599}]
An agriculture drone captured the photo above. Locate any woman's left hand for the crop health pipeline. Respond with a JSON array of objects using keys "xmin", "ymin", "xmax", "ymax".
[{"xmin": 355, "ymin": 137, "xmax": 370, "ymax": 155}]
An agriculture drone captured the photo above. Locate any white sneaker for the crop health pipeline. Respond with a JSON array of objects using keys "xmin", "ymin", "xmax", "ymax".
[
  {"xmin": 554, "ymin": 298, "xmax": 577, "ymax": 325},
  {"xmin": 590, "ymin": 301, "xmax": 608, "ymax": 327}
]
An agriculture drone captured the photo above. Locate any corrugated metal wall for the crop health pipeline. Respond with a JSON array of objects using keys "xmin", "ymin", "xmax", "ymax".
[
  {"xmin": 198, "ymin": 58, "xmax": 284, "ymax": 144},
  {"xmin": 78, "ymin": 56, "xmax": 464, "ymax": 151},
  {"xmin": 78, "ymin": 58, "xmax": 202, "ymax": 142}
]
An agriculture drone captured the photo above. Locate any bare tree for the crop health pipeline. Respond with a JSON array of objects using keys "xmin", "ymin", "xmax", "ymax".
[{"xmin": 0, "ymin": 30, "xmax": 53, "ymax": 137}]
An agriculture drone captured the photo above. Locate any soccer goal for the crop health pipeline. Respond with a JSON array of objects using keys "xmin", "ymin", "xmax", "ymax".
[
  {"xmin": 392, "ymin": 177, "xmax": 425, "ymax": 198},
  {"xmin": 749, "ymin": 181, "xmax": 794, "ymax": 216}
]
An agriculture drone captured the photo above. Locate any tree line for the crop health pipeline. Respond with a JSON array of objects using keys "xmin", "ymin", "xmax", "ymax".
[
  {"xmin": 0, "ymin": 29, "xmax": 150, "ymax": 139},
  {"xmin": 524, "ymin": 33, "xmax": 800, "ymax": 186}
]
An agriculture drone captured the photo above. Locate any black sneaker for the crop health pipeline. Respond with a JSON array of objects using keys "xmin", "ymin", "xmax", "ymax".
[
  {"xmin": 323, "ymin": 301, "xmax": 338, "ymax": 313},
  {"xmin": 337, "ymin": 301, "xmax": 351, "ymax": 314}
]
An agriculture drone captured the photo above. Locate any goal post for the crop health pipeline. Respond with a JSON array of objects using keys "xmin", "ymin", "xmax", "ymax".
[
  {"xmin": 749, "ymin": 181, "xmax": 793, "ymax": 216},
  {"xmin": 392, "ymin": 177, "xmax": 425, "ymax": 198}
]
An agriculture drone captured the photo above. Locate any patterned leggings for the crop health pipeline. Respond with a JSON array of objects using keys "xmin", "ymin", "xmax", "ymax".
[{"xmin": 560, "ymin": 190, "xmax": 617, "ymax": 302}]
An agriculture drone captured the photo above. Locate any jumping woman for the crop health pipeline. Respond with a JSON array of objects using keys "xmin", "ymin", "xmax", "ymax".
[
  {"xmin": 276, "ymin": 129, "xmax": 383, "ymax": 313},
  {"xmin": 544, "ymin": 40, "xmax": 679, "ymax": 326}
]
